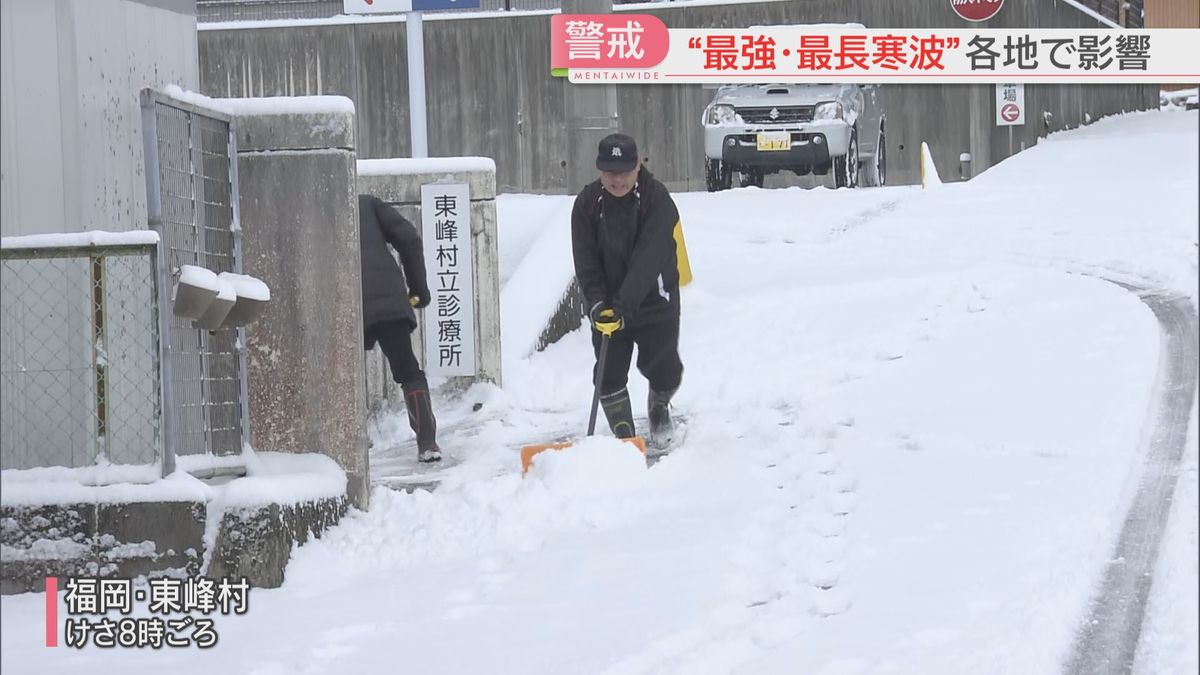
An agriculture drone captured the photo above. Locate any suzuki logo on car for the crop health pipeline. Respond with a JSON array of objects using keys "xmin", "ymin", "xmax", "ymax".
[{"xmin": 769, "ymin": 108, "xmax": 780, "ymax": 120}]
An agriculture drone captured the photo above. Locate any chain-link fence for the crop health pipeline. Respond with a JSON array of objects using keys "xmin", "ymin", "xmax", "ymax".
[
  {"xmin": 141, "ymin": 89, "xmax": 249, "ymax": 475},
  {"xmin": 196, "ymin": 0, "xmax": 670, "ymax": 22},
  {"xmin": 0, "ymin": 244, "xmax": 162, "ymax": 471}
]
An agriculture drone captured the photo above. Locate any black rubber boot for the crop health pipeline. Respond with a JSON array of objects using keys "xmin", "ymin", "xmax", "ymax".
[
  {"xmin": 403, "ymin": 384, "xmax": 441, "ymax": 463},
  {"xmin": 648, "ymin": 386, "xmax": 677, "ymax": 449},
  {"xmin": 600, "ymin": 388, "xmax": 636, "ymax": 439}
]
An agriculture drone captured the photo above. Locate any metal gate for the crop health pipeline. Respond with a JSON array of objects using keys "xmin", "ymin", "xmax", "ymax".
[{"xmin": 140, "ymin": 88, "xmax": 249, "ymax": 475}]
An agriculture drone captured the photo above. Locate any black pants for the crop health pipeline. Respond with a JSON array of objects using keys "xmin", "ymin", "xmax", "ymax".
[
  {"xmin": 591, "ymin": 316, "xmax": 683, "ymax": 396},
  {"xmin": 369, "ymin": 319, "xmax": 426, "ymax": 390}
]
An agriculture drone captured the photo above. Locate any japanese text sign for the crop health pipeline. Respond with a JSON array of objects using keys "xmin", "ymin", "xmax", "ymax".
[{"xmin": 420, "ymin": 183, "xmax": 476, "ymax": 378}]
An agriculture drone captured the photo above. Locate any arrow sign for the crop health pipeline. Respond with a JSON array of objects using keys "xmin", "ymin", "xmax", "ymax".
[{"xmin": 994, "ymin": 83, "xmax": 1025, "ymax": 126}]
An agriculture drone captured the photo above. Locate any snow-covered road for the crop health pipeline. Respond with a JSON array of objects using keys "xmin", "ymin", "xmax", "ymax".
[
  {"xmin": 1068, "ymin": 288, "xmax": 1198, "ymax": 675},
  {"xmin": 2, "ymin": 110, "xmax": 1196, "ymax": 675}
]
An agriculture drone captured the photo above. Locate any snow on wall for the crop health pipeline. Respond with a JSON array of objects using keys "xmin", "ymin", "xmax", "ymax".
[
  {"xmin": 358, "ymin": 157, "xmax": 497, "ymax": 176},
  {"xmin": 0, "ymin": 230, "xmax": 160, "ymax": 250},
  {"xmin": 0, "ymin": 451, "xmax": 346, "ymax": 509},
  {"xmin": 162, "ymin": 84, "xmax": 355, "ymax": 117}
]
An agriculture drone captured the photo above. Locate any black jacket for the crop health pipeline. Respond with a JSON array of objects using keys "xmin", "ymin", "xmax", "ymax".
[
  {"xmin": 571, "ymin": 167, "xmax": 681, "ymax": 327},
  {"xmin": 358, "ymin": 194, "xmax": 428, "ymax": 346}
]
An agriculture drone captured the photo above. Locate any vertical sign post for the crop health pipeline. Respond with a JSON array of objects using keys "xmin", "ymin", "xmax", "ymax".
[
  {"xmin": 995, "ymin": 82, "xmax": 1025, "ymax": 158},
  {"xmin": 344, "ymin": 0, "xmax": 480, "ymax": 159},
  {"xmin": 420, "ymin": 183, "xmax": 476, "ymax": 377}
]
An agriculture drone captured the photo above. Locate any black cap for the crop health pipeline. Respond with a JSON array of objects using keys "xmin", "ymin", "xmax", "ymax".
[{"xmin": 596, "ymin": 133, "xmax": 639, "ymax": 172}]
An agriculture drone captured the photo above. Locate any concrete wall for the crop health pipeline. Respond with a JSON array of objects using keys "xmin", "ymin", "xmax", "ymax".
[
  {"xmin": 357, "ymin": 161, "xmax": 502, "ymax": 413},
  {"xmin": 232, "ymin": 103, "xmax": 371, "ymax": 509},
  {"xmin": 197, "ymin": 0, "xmax": 1156, "ymax": 195},
  {"xmin": 1, "ymin": 0, "xmax": 199, "ymax": 238},
  {"xmin": 1, "ymin": 0, "xmax": 197, "ymax": 470}
]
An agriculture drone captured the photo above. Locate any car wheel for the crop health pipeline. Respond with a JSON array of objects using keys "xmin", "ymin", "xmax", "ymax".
[
  {"xmin": 706, "ymin": 159, "xmax": 732, "ymax": 192},
  {"xmin": 741, "ymin": 170, "xmax": 764, "ymax": 188},
  {"xmin": 834, "ymin": 130, "xmax": 859, "ymax": 189}
]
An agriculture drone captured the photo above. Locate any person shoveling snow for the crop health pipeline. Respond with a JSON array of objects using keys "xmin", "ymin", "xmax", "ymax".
[{"xmin": 571, "ymin": 133, "xmax": 686, "ymax": 450}]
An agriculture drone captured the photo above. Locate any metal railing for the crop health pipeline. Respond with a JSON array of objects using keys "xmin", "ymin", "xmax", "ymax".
[
  {"xmin": 0, "ymin": 90, "xmax": 248, "ymax": 479},
  {"xmin": 0, "ymin": 243, "xmax": 163, "ymax": 471},
  {"xmin": 141, "ymin": 89, "xmax": 249, "ymax": 476}
]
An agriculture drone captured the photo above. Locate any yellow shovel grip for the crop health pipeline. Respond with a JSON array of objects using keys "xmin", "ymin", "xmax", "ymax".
[{"xmin": 594, "ymin": 308, "xmax": 622, "ymax": 336}]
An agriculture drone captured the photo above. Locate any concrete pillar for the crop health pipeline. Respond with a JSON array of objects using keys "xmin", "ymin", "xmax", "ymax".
[
  {"xmin": 230, "ymin": 99, "xmax": 370, "ymax": 510},
  {"xmin": 356, "ymin": 158, "xmax": 502, "ymax": 412},
  {"xmin": 563, "ymin": 0, "xmax": 619, "ymax": 195}
]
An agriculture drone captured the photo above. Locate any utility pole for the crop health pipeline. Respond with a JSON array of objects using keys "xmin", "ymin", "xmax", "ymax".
[{"xmin": 562, "ymin": 0, "xmax": 620, "ymax": 194}]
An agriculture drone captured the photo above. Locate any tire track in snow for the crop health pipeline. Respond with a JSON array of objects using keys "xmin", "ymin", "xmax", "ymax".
[
  {"xmin": 599, "ymin": 417, "xmax": 860, "ymax": 675},
  {"xmin": 825, "ymin": 197, "xmax": 904, "ymax": 241},
  {"xmin": 1066, "ymin": 287, "xmax": 1198, "ymax": 675}
]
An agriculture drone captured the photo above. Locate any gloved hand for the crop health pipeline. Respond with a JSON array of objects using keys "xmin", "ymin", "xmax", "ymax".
[
  {"xmin": 589, "ymin": 302, "xmax": 624, "ymax": 334},
  {"xmin": 409, "ymin": 287, "xmax": 431, "ymax": 309}
]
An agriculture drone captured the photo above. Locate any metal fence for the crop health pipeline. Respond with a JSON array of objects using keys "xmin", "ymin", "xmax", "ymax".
[
  {"xmin": 0, "ymin": 91, "xmax": 247, "ymax": 478},
  {"xmin": 196, "ymin": 0, "xmax": 667, "ymax": 22},
  {"xmin": 0, "ymin": 244, "xmax": 162, "ymax": 471},
  {"xmin": 141, "ymin": 89, "xmax": 249, "ymax": 475}
]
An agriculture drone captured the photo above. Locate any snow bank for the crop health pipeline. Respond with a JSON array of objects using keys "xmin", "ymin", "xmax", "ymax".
[
  {"xmin": 0, "ymin": 230, "xmax": 159, "ymax": 250},
  {"xmin": 0, "ymin": 451, "xmax": 343, "ymax": 509},
  {"xmin": 213, "ymin": 451, "xmax": 346, "ymax": 509},
  {"xmin": 497, "ymin": 195, "xmax": 577, "ymax": 359},
  {"xmin": 359, "ymin": 157, "xmax": 496, "ymax": 176},
  {"xmin": 523, "ymin": 436, "xmax": 649, "ymax": 492},
  {"xmin": 0, "ymin": 466, "xmax": 210, "ymax": 507}
]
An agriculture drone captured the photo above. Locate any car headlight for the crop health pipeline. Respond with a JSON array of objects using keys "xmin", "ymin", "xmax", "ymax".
[
  {"xmin": 705, "ymin": 104, "xmax": 737, "ymax": 126},
  {"xmin": 814, "ymin": 101, "xmax": 844, "ymax": 121}
]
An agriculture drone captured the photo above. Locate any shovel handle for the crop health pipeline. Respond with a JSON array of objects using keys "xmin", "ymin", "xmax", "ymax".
[{"xmin": 587, "ymin": 331, "xmax": 611, "ymax": 437}]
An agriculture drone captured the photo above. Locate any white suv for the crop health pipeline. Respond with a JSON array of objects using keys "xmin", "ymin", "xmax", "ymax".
[{"xmin": 701, "ymin": 83, "xmax": 886, "ymax": 190}]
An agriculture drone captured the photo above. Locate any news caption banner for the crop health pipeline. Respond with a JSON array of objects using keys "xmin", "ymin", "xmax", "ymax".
[
  {"xmin": 550, "ymin": 16, "xmax": 1200, "ymax": 84},
  {"xmin": 43, "ymin": 576, "xmax": 250, "ymax": 648}
]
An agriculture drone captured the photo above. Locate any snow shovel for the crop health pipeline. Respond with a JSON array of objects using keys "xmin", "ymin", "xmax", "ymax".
[{"xmin": 520, "ymin": 316, "xmax": 647, "ymax": 474}]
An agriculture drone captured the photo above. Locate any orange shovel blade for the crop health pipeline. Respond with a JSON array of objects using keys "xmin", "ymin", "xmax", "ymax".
[{"xmin": 520, "ymin": 436, "xmax": 648, "ymax": 474}]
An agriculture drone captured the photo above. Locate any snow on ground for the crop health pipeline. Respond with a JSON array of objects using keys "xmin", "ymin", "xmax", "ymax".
[
  {"xmin": 1135, "ymin": 391, "xmax": 1200, "ymax": 675},
  {"xmin": 1, "ymin": 110, "xmax": 1196, "ymax": 674}
]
